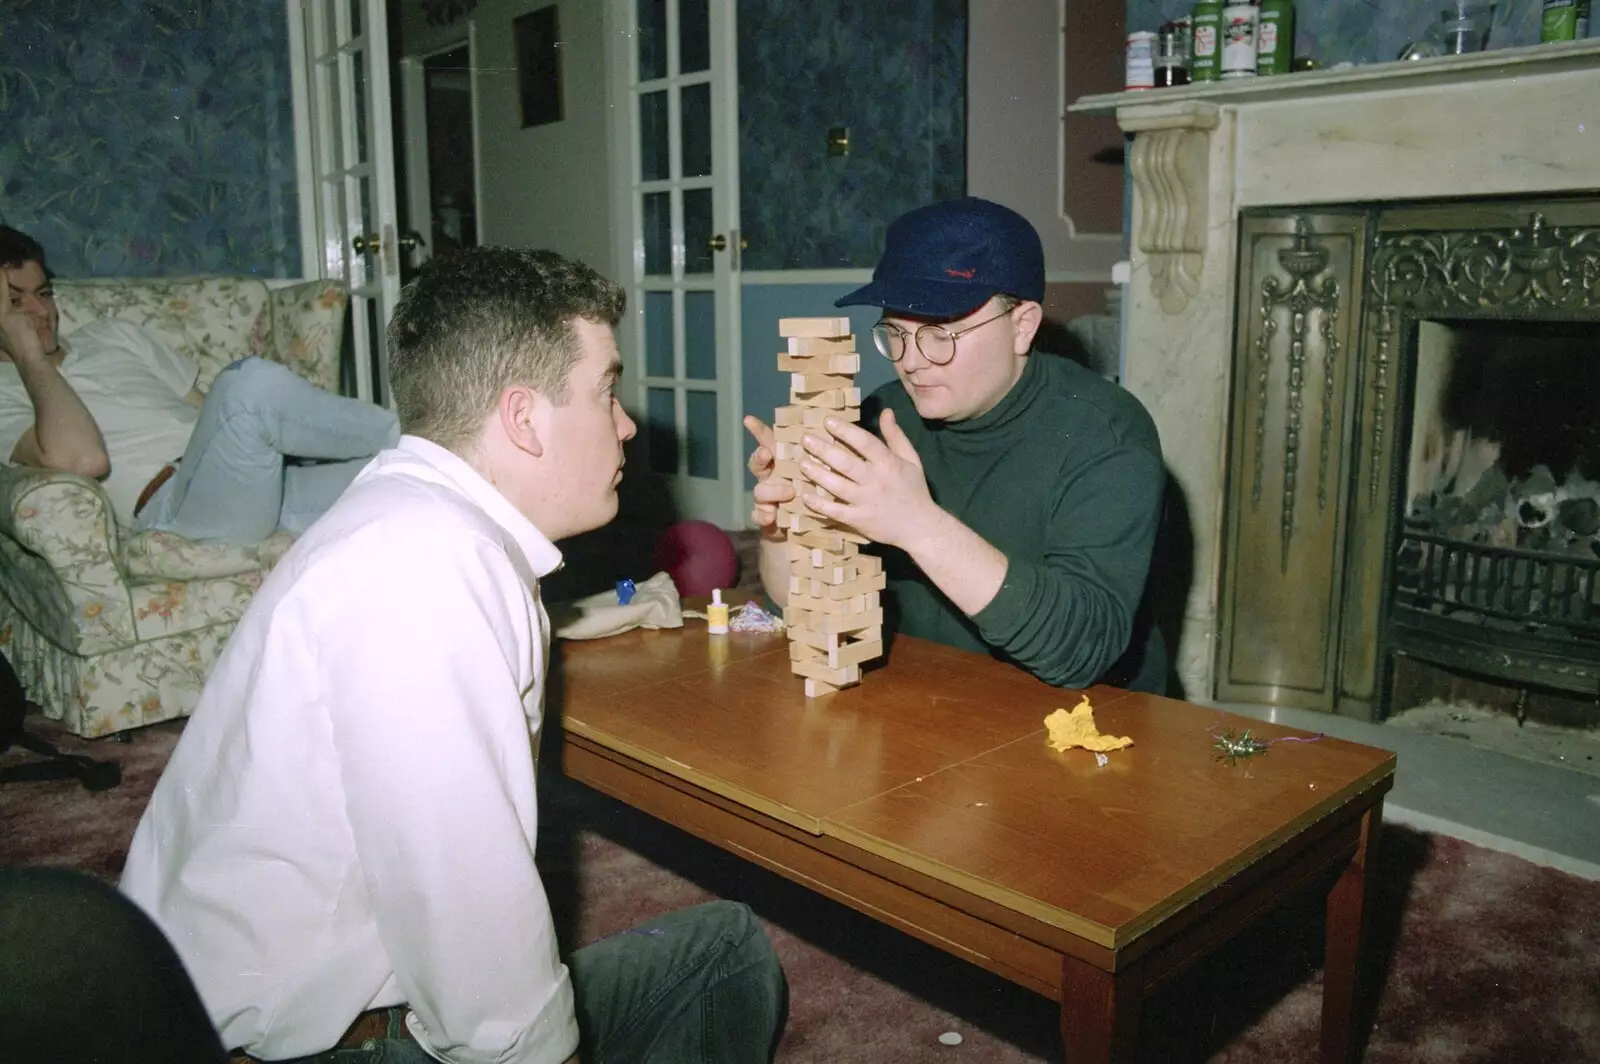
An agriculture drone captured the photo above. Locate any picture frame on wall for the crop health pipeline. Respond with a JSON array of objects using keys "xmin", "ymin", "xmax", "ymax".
[{"xmin": 514, "ymin": 5, "xmax": 563, "ymax": 128}]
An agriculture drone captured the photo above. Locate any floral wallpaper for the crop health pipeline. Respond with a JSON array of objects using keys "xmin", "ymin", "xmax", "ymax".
[
  {"xmin": 1125, "ymin": 0, "xmax": 1544, "ymax": 68},
  {"xmin": 737, "ymin": 0, "xmax": 966, "ymax": 271},
  {"xmin": 0, "ymin": 0, "xmax": 300, "ymax": 279}
]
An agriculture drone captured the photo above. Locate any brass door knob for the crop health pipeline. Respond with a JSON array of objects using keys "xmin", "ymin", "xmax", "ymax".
[
  {"xmin": 397, "ymin": 229, "xmax": 425, "ymax": 252},
  {"xmin": 708, "ymin": 234, "xmax": 727, "ymax": 252},
  {"xmin": 352, "ymin": 232, "xmax": 382, "ymax": 254}
]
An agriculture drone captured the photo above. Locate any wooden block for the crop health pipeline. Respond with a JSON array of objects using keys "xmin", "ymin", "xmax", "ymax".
[
  {"xmin": 809, "ymin": 607, "xmax": 883, "ymax": 635},
  {"xmin": 791, "ymin": 527, "xmax": 869, "ymax": 550},
  {"xmin": 787, "ymin": 621, "xmax": 882, "ymax": 656},
  {"xmin": 790, "ymin": 557, "xmax": 858, "ymax": 585},
  {"xmin": 773, "ymin": 405, "xmax": 831, "ymax": 428},
  {"xmin": 784, "ymin": 591, "xmax": 878, "ymax": 619},
  {"xmin": 778, "ymin": 353, "xmax": 861, "ymax": 374},
  {"xmin": 788, "ymin": 638, "xmax": 824, "ymax": 660},
  {"xmin": 774, "ymin": 440, "xmax": 804, "ymax": 460},
  {"xmin": 787, "ymin": 335, "xmax": 856, "ymax": 355},
  {"xmin": 804, "ymin": 677, "xmax": 841, "ymax": 698},
  {"xmin": 781, "ymin": 508, "xmax": 865, "ymax": 536},
  {"xmin": 807, "ymin": 546, "xmax": 858, "ymax": 567},
  {"xmin": 823, "ymin": 572, "xmax": 887, "ymax": 601},
  {"xmin": 773, "ymin": 459, "xmax": 807, "ymax": 481},
  {"xmin": 779, "ymin": 316, "xmax": 851, "ymax": 338},
  {"xmin": 791, "ymin": 657, "xmax": 861, "ymax": 686},
  {"xmin": 829, "ymin": 636, "xmax": 883, "ymax": 670},
  {"xmin": 772, "ymin": 406, "xmax": 859, "ymax": 427},
  {"xmin": 790, "ymin": 372, "xmax": 856, "ymax": 394},
  {"xmin": 790, "ymin": 388, "xmax": 861, "ymax": 410}
]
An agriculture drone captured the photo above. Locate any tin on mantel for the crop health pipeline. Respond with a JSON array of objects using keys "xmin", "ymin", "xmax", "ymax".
[
  {"xmin": 1126, "ymin": 30, "xmax": 1157, "ymax": 89},
  {"xmin": 1220, "ymin": 0, "xmax": 1260, "ymax": 78},
  {"xmin": 1190, "ymin": 0, "xmax": 1223, "ymax": 81},
  {"xmin": 1257, "ymin": 0, "xmax": 1295, "ymax": 74}
]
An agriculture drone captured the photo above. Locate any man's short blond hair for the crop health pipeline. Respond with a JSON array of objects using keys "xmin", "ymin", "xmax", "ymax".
[{"xmin": 387, "ymin": 248, "xmax": 625, "ymax": 451}]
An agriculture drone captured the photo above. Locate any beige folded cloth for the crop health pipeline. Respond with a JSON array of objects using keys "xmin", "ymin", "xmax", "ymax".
[{"xmin": 550, "ymin": 571, "xmax": 684, "ymax": 640}]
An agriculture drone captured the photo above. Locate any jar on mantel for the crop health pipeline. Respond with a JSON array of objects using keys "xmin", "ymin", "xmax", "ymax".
[{"xmin": 1155, "ymin": 21, "xmax": 1192, "ymax": 86}]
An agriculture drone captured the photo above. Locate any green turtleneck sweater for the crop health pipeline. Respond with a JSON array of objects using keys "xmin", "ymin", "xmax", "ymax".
[{"xmin": 864, "ymin": 351, "xmax": 1166, "ymax": 692}]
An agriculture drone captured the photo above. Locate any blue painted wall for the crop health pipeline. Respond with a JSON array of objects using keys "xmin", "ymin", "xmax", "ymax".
[
  {"xmin": 737, "ymin": 0, "xmax": 966, "ymax": 271},
  {"xmin": 739, "ymin": 284, "xmax": 900, "ymax": 486},
  {"xmin": 0, "ymin": 0, "xmax": 300, "ymax": 278}
]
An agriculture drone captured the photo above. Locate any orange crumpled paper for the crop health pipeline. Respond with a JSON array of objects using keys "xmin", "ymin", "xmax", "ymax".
[{"xmin": 1044, "ymin": 695, "xmax": 1134, "ymax": 754}]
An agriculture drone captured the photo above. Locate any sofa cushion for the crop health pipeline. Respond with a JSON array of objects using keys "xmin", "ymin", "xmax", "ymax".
[{"xmin": 54, "ymin": 276, "xmax": 272, "ymax": 389}]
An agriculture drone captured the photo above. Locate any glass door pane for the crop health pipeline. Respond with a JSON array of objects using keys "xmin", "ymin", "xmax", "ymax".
[{"xmin": 625, "ymin": 0, "xmax": 739, "ymax": 525}]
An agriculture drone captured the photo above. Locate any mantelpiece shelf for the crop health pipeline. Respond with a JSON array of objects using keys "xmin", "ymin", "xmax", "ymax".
[{"xmin": 1069, "ymin": 37, "xmax": 1600, "ymax": 116}]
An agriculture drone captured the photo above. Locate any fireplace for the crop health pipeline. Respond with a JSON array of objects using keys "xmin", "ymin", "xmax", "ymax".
[
  {"xmin": 1392, "ymin": 314, "xmax": 1600, "ymax": 705},
  {"xmin": 1069, "ymin": 39, "xmax": 1600, "ymax": 718}
]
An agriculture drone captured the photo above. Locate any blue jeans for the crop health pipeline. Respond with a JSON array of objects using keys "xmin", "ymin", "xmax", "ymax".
[
  {"xmin": 136, "ymin": 357, "xmax": 400, "ymax": 542},
  {"xmin": 301, "ymin": 901, "xmax": 787, "ymax": 1064}
]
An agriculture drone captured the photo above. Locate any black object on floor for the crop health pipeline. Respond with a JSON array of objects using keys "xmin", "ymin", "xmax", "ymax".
[{"xmin": 0, "ymin": 650, "xmax": 120, "ymax": 791}]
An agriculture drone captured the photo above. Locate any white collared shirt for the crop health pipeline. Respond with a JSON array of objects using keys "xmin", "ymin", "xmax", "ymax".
[{"xmin": 120, "ymin": 436, "xmax": 579, "ymax": 1064}]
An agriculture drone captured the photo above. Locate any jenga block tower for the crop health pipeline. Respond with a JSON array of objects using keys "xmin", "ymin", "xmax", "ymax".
[{"xmin": 773, "ymin": 317, "xmax": 884, "ymax": 697}]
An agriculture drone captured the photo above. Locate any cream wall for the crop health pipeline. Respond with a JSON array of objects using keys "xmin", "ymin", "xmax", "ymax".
[
  {"xmin": 398, "ymin": 0, "xmax": 618, "ymax": 281},
  {"xmin": 967, "ymin": 0, "xmax": 1123, "ymax": 281}
]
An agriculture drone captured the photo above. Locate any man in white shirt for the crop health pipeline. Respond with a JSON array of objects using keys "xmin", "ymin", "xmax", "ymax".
[
  {"xmin": 0, "ymin": 226, "xmax": 399, "ymax": 540},
  {"xmin": 118, "ymin": 246, "xmax": 787, "ymax": 1063}
]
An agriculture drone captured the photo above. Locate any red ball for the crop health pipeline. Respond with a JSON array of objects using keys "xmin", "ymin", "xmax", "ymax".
[{"xmin": 653, "ymin": 520, "xmax": 739, "ymax": 597}]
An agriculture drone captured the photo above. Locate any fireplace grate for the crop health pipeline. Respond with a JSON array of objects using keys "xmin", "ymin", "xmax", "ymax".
[
  {"xmin": 1389, "ymin": 531, "xmax": 1600, "ymax": 696},
  {"xmin": 1394, "ymin": 532, "xmax": 1600, "ymax": 635}
]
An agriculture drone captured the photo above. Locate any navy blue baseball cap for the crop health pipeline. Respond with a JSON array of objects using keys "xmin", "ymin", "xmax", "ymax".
[{"xmin": 835, "ymin": 197, "xmax": 1045, "ymax": 319}]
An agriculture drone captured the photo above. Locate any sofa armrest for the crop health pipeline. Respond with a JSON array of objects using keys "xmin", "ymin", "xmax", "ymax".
[
  {"xmin": 269, "ymin": 280, "xmax": 349, "ymax": 392},
  {"xmin": 0, "ymin": 466, "xmax": 137, "ymax": 654}
]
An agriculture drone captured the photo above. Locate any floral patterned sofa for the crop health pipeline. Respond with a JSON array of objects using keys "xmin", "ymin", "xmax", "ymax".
[{"xmin": 0, "ymin": 276, "xmax": 348, "ymax": 737}]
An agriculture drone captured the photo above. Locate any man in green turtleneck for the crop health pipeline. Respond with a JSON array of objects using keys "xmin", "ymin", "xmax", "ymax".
[{"xmin": 745, "ymin": 197, "xmax": 1168, "ymax": 694}]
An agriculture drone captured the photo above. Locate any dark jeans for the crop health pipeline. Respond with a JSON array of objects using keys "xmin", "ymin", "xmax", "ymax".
[
  {"xmin": 312, "ymin": 901, "xmax": 788, "ymax": 1064},
  {"xmin": 0, "ymin": 866, "xmax": 785, "ymax": 1064}
]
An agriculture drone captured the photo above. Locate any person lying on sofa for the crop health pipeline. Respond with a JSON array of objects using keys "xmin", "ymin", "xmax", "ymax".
[
  {"xmin": 118, "ymin": 247, "xmax": 789, "ymax": 1064},
  {"xmin": 0, "ymin": 225, "xmax": 398, "ymax": 542}
]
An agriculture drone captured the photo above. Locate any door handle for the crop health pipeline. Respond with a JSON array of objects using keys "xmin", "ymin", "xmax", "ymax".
[
  {"xmin": 352, "ymin": 232, "xmax": 382, "ymax": 254},
  {"xmin": 397, "ymin": 229, "xmax": 425, "ymax": 252},
  {"xmin": 707, "ymin": 234, "xmax": 749, "ymax": 253}
]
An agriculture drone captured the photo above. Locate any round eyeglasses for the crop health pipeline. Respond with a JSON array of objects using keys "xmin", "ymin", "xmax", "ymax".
[{"xmin": 870, "ymin": 301, "xmax": 1018, "ymax": 366}]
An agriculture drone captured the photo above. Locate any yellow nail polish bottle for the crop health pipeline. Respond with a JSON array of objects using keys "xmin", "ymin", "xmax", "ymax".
[{"xmin": 706, "ymin": 589, "xmax": 730, "ymax": 635}]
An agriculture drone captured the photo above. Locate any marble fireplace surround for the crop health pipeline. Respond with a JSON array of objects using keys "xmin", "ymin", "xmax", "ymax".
[{"xmin": 1070, "ymin": 40, "xmax": 1600, "ymax": 703}]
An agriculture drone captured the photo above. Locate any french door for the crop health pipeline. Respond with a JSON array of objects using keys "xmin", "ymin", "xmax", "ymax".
[
  {"xmin": 610, "ymin": 0, "xmax": 745, "ymax": 528},
  {"xmin": 289, "ymin": 0, "xmax": 404, "ymax": 406}
]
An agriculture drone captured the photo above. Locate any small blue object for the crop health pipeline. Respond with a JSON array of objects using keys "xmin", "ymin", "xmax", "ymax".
[{"xmin": 616, "ymin": 578, "xmax": 636, "ymax": 605}]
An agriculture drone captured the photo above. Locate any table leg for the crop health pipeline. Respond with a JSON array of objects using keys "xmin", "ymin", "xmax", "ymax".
[
  {"xmin": 1059, "ymin": 953, "xmax": 1142, "ymax": 1064},
  {"xmin": 1321, "ymin": 799, "xmax": 1384, "ymax": 1064}
]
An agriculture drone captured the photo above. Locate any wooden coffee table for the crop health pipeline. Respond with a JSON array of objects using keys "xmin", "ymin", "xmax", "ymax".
[{"xmin": 556, "ymin": 624, "xmax": 1394, "ymax": 1063}]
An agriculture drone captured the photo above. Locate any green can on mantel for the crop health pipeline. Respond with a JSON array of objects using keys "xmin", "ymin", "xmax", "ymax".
[
  {"xmin": 1191, "ymin": 0, "xmax": 1224, "ymax": 81},
  {"xmin": 1257, "ymin": 0, "xmax": 1295, "ymax": 74},
  {"xmin": 1541, "ymin": 0, "xmax": 1592, "ymax": 41}
]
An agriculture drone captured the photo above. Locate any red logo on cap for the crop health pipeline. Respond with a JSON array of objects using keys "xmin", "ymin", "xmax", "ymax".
[{"xmin": 945, "ymin": 267, "xmax": 975, "ymax": 278}]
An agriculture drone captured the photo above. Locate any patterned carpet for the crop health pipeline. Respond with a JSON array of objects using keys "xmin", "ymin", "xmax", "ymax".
[{"xmin": 5, "ymin": 705, "xmax": 1600, "ymax": 1062}]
